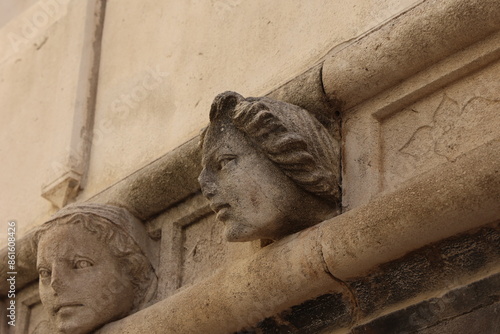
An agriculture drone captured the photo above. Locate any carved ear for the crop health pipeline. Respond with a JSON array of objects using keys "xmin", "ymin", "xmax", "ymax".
[{"xmin": 209, "ymin": 91, "xmax": 243, "ymax": 121}]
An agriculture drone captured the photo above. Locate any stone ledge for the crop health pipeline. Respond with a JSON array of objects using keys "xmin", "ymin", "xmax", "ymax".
[
  {"xmin": 96, "ymin": 139, "xmax": 500, "ymax": 333},
  {"xmin": 350, "ymin": 273, "xmax": 500, "ymax": 334},
  {"xmin": 322, "ymin": 0, "xmax": 500, "ymax": 111},
  {"xmin": 88, "ymin": 136, "xmax": 202, "ymax": 221},
  {"xmin": 238, "ymin": 225, "xmax": 500, "ymax": 333}
]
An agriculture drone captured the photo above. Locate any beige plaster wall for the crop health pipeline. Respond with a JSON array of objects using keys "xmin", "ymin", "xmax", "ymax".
[
  {"xmin": 0, "ymin": 0, "xmax": 38, "ymax": 28},
  {"xmin": 0, "ymin": 0, "xmax": 99, "ymax": 243},
  {"xmin": 0, "ymin": 0, "xmax": 421, "ymax": 244},
  {"xmin": 81, "ymin": 0, "xmax": 421, "ymax": 199}
]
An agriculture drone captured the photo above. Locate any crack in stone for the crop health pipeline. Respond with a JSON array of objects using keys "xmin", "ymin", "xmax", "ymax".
[{"xmin": 317, "ymin": 227, "xmax": 361, "ymax": 327}]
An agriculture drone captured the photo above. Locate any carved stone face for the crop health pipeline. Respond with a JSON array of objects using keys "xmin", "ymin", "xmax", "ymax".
[
  {"xmin": 199, "ymin": 122, "xmax": 312, "ymax": 242},
  {"xmin": 37, "ymin": 223, "xmax": 135, "ymax": 334}
]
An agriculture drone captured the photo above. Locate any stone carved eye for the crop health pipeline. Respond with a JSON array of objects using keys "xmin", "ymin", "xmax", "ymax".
[
  {"xmin": 38, "ymin": 268, "xmax": 51, "ymax": 278},
  {"xmin": 217, "ymin": 155, "xmax": 236, "ymax": 170},
  {"xmin": 75, "ymin": 259, "xmax": 93, "ymax": 269}
]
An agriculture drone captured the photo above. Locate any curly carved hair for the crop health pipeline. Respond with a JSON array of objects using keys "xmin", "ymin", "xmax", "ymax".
[
  {"xmin": 201, "ymin": 91, "xmax": 340, "ymax": 202},
  {"xmin": 32, "ymin": 212, "xmax": 157, "ymax": 311}
]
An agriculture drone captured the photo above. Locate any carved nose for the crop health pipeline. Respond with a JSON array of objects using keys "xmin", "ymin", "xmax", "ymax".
[
  {"xmin": 198, "ymin": 169, "xmax": 216, "ymax": 199},
  {"xmin": 202, "ymin": 184, "xmax": 216, "ymax": 199},
  {"xmin": 50, "ymin": 268, "xmax": 66, "ymax": 294}
]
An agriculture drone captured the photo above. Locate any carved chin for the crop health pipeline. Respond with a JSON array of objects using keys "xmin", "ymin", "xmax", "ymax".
[
  {"xmin": 55, "ymin": 320, "xmax": 91, "ymax": 334},
  {"xmin": 52, "ymin": 308, "xmax": 101, "ymax": 334},
  {"xmin": 224, "ymin": 222, "xmax": 258, "ymax": 242}
]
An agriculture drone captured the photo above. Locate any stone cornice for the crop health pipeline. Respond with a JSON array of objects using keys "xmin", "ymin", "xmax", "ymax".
[
  {"xmin": 75, "ymin": 0, "xmax": 500, "ymax": 221},
  {"xmin": 322, "ymin": 0, "xmax": 500, "ymax": 111},
  {"xmin": 98, "ymin": 139, "xmax": 500, "ymax": 333}
]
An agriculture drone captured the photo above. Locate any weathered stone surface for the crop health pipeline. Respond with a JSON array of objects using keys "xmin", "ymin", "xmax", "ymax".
[
  {"xmin": 347, "ymin": 223, "xmax": 500, "ymax": 319},
  {"xmin": 413, "ymin": 302, "xmax": 500, "ymax": 334},
  {"xmin": 99, "ymin": 225, "xmax": 338, "ymax": 334},
  {"xmin": 349, "ymin": 273, "xmax": 500, "ymax": 334},
  {"xmin": 323, "ymin": 0, "xmax": 500, "ymax": 110},
  {"xmin": 89, "ymin": 137, "xmax": 202, "ymax": 221},
  {"xmin": 381, "ymin": 61, "xmax": 500, "ymax": 191},
  {"xmin": 97, "ymin": 139, "xmax": 499, "ymax": 334},
  {"xmin": 80, "ymin": 0, "xmax": 419, "ymax": 200},
  {"xmin": 198, "ymin": 92, "xmax": 340, "ymax": 242},
  {"xmin": 321, "ymin": 138, "xmax": 500, "ymax": 280},
  {"xmin": 266, "ymin": 63, "xmax": 340, "ymax": 129},
  {"xmin": 7, "ymin": 281, "xmax": 53, "ymax": 334},
  {"xmin": 31, "ymin": 203, "xmax": 157, "ymax": 334},
  {"xmin": 237, "ymin": 293, "xmax": 353, "ymax": 334},
  {"xmin": 0, "ymin": 230, "xmax": 36, "ymax": 296},
  {"xmin": 151, "ymin": 194, "xmax": 263, "ymax": 300},
  {"xmin": 341, "ymin": 36, "xmax": 500, "ymax": 211},
  {"xmin": 1, "ymin": 1, "xmax": 499, "ymax": 333},
  {"xmin": 237, "ymin": 224, "xmax": 500, "ymax": 334}
]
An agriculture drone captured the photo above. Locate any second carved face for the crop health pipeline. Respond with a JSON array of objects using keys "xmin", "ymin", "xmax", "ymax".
[
  {"xmin": 34, "ymin": 203, "xmax": 157, "ymax": 334},
  {"xmin": 37, "ymin": 223, "xmax": 135, "ymax": 334}
]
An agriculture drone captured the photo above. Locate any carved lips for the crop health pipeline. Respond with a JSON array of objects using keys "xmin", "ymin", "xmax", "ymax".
[{"xmin": 53, "ymin": 303, "xmax": 84, "ymax": 315}]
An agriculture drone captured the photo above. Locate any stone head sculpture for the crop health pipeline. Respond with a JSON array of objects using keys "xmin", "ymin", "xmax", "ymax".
[
  {"xmin": 32, "ymin": 203, "xmax": 157, "ymax": 334},
  {"xmin": 199, "ymin": 91, "xmax": 340, "ymax": 242}
]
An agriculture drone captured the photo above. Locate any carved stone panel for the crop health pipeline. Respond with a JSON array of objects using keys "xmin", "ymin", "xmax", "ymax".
[
  {"xmin": 182, "ymin": 215, "xmax": 260, "ymax": 287},
  {"xmin": 341, "ymin": 32, "xmax": 500, "ymax": 210},
  {"xmin": 381, "ymin": 61, "xmax": 500, "ymax": 191},
  {"xmin": 153, "ymin": 195, "xmax": 261, "ymax": 299}
]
